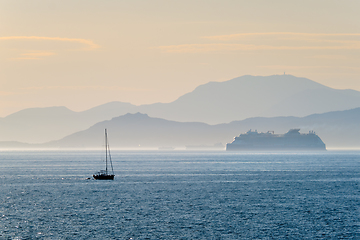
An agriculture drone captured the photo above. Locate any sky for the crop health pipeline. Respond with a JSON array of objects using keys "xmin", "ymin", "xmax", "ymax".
[{"xmin": 1, "ymin": 0, "xmax": 360, "ymax": 117}]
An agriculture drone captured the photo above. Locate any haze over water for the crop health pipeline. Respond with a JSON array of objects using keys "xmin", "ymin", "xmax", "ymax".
[{"xmin": 1, "ymin": 151, "xmax": 359, "ymax": 239}]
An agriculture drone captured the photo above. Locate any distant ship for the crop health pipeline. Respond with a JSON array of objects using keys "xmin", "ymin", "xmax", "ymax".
[
  {"xmin": 226, "ymin": 129, "xmax": 326, "ymax": 151},
  {"xmin": 186, "ymin": 143, "xmax": 224, "ymax": 150}
]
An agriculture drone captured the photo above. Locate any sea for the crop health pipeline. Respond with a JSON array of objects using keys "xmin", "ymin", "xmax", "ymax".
[{"xmin": 0, "ymin": 150, "xmax": 359, "ymax": 239}]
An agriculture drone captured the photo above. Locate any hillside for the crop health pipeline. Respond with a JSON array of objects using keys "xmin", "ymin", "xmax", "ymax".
[
  {"xmin": 45, "ymin": 113, "xmax": 223, "ymax": 148},
  {"xmin": 2, "ymin": 75, "xmax": 360, "ymax": 143},
  {"xmin": 42, "ymin": 108, "xmax": 360, "ymax": 149},
  {"xmin": 0, "ymin": 103, "xmax": 138, "ymax": 143}
]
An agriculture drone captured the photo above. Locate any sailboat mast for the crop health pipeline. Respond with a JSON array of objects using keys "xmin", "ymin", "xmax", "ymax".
[{"xmin": 105, "ymin": 128, "xmax": 108, "ymax": 174}]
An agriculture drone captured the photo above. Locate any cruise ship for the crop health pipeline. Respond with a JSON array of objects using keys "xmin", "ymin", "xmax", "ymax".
[{"xmin": 226, "ymin": 129, "xmax": 326, "ymax": 151}]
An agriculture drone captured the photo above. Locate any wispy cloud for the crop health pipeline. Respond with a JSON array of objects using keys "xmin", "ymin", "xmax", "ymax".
[
  {"xmin": 21, "ymin": 51, "xmax": 56, "ymax": 57},
  {"xmin": 158, "ymin": 43, "xmax": 360, "ymax": 53},
  {"xmin": 10, "ymin": 51, "xmax": 56, "ymax": 60},
  {"xmin": 0, "ymin": 91, "xmax": 17, "ymax": 96},
  {"xmin": 1, "ymin": 36, "xmax": 100, "ymax": 60},
  {"xmin": 21, "ymin": 86, "xmax": 151, "ymax": 92},
  {"xmin": 307, "ymin": 55, "xmax": 348, "ymax": 60},
  {"xmin": 258, "ymin": 65, "xmax": 360, "ymax": 71},
  {"xmin": 12, "ymin": 57, "xmax": 41, "ymax": 60},
  {"xmin": 158, "ymin": 32, "xmax": 360, "ymax": 53},
  {"xmin": 203, "ymin": 32, "xmax": 360, "ymax": 41},
  {"xmin": 0, "ymin": 36, "xmax": 100, "ymax": 50}
]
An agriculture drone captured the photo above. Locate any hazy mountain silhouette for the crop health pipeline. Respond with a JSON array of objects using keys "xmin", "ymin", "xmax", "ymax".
[
  {"xmin": 40, "ymin": 108, "xmax": 360, "ymax": 149},
  {"xmin": 45, "ymin": 113, "xmax": 224, "ymax": 148},
  {"xmin": 2, "ymin": 74, "xmax": 360, "ymax": 143},
  {"xmin": 0, "ymin": 102, "xmax": 138, "ymax": 143},
  {"xmin": 138, "ymin": 74, "xmax": 336, "ymax": 123}
]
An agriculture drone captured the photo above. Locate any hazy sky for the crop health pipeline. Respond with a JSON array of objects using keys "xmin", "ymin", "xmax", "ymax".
[{"xmin": 1, "ymin": 0, "xmax": 360, "ymax": 117}]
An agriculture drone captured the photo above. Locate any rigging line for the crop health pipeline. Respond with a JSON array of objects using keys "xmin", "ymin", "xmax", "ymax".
[
  {"xmin": 105, "ymin": 128, "xmax": 108, "ymax": 173},
  {"xmin": 106, "ymin": 129, "xmax": 115, "ymax": 174}
]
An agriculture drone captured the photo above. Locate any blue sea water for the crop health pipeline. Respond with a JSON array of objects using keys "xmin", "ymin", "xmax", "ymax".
[{"xmin": 0, "ymin": 150, "xmax": 359, "ymax": 239}]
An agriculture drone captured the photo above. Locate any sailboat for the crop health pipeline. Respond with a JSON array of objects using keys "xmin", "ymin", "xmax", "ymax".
[{"xmin": 93, "ymin": 129, "xmax": 115, "ymax": 180}]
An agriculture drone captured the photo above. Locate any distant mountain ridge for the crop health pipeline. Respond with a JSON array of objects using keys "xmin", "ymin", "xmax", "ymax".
[
  {"xmin": 41, "ymin": 107, "xmax": 360, "ymax": 149},
  {"xmin": 2, "ymin": 74, "xmax": 360, "ymax": 143},
  {"xmin": 144, "ymin": 74, "xmax": 330, "ymax": 123},
  {"xmin": 0, "ymin": 103, "xmax": 138, "ymax": 143},
  {"xmin": 2, "ymin": 107, "xmax": 360, "ymax": 149}
]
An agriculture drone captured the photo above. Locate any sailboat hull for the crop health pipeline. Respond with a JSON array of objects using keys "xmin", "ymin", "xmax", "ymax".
[{"xmin": 93, "ymin": 174, "xmax": 115, "ymax": 180}]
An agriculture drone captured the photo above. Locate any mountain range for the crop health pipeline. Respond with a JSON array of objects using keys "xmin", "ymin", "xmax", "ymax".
[
  {"xmin": 3, "ymin": 107, "xmax": 359, "ymax": 149},
  {"xmin": 1, "ymin": 74, "xmax": 360, "ymax": 145}
]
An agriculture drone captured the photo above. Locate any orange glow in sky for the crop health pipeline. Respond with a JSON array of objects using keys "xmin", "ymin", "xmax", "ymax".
[{"xmin": 1, "ymin": 0, "xmax": 360, "ymax": 116}]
